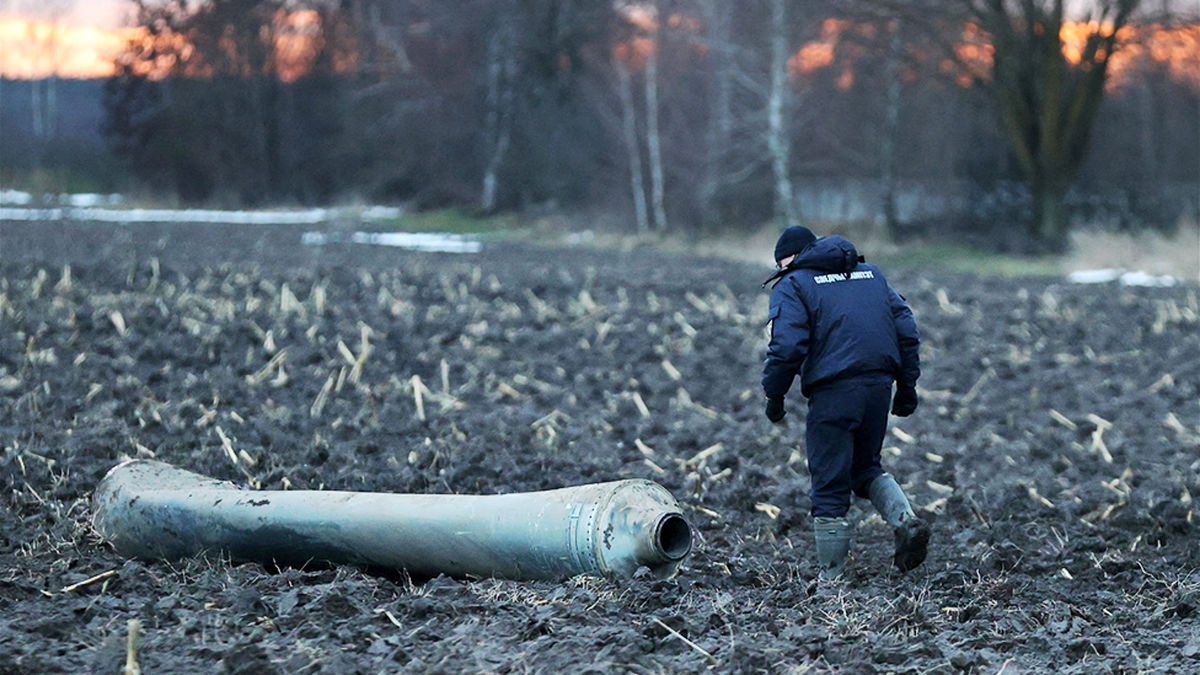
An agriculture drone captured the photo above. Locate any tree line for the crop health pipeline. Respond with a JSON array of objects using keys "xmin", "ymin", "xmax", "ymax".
[{"xmin": 97, "ymin": 0, "xmax": 1200, "ymax": 253}]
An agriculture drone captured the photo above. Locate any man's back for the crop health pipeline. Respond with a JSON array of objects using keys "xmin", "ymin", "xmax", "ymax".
[{"xmin": 763, "ymin": 236, "xmax": 919, "ymax": 398}]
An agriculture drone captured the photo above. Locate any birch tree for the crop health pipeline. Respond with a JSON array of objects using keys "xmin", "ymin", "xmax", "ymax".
[
  {"xmin": 880, "ymin": 15, "xmax": 903, "ymax": 236},
  {"xmin": 699, "ymin": 0, "xmax": 734, "ymax": 227},
  {"xmin": 615, "ymin": 54, "xmax": 650, "ymax": 234},
  {"xmin": 21, "ymin": 0, "xmax": 71, "ymax": 200},
  {"xmin": 644, "ymin": 2, "xmax": 668, "ymax": 231},
  {"xmin": 481, "ymin": 18, "xmax": 516, "ymax": 213},
  {"xmin": 767, "ymin": 0, "xmax": 799, "ymax": 229}
]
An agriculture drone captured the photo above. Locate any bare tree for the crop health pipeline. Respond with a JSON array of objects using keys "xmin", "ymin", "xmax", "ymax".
[
  {"xmin": 698, "ymin": 0, "xmax": 734, "ymax": 228},
  {"xmin": 880, "ymin": 14, "xmax": 903, "ymax": 236},
  {"xmin": 767, "ymin": 0, "xmax": 799, "ymax": 229},
  {"xmin": 644, "ymin": 2, "xmax": 668, "ymax": 231},
  {"xmin": 948, "ymin": 0, "xmax": 1143, "ymax": 252},
  {"xmin": 615, "ymin": 53, "xmax": 650, "ymax": 233},
  {"xmin": 106, "ymin": 0, "xmax": 355, "ymax": 204},
  {"xmin": 481, "ymin": 17, "xmax": 516, "ymax": 213},
  {"xmin": 19, "ymin": 0, "xmax": 71, "ymax": 200},
  {"xmin": 22, "ymin": 0, "xmax": 70, "ymax": 138}
]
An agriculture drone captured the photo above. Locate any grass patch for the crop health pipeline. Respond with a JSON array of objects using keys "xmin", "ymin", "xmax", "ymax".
[
  {"xmin": 374, "ymin": 208, "xmax": 523, "ymax": 238},
  {"xmin": 875, "ymin": 244, "xmax": 1063, "ymax": 277}
]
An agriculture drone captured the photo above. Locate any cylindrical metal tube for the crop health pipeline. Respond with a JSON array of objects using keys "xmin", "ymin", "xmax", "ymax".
[{"xmin": 92, "ymin": 460, "xmax": 692, "ymax": 581}]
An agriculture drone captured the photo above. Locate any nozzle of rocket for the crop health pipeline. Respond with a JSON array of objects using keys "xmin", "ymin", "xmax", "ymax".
[{"xmin": 92, "ymin": 460, "xmax": 693, "ymax": 581}]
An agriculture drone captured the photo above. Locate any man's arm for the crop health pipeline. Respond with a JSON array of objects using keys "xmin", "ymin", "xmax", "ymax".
[
  {"xmin": 887, "ymin": 286, "xmax": 920, "ymax": 388},
  {"xmin": 762, "ymin": 281, "xmax": 810, "ymax": 398}
]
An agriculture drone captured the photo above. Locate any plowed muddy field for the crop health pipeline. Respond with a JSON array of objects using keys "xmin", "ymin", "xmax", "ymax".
[{"xmin": 1, "ymin": 221, "xmax": 1198, "ymax": 673}]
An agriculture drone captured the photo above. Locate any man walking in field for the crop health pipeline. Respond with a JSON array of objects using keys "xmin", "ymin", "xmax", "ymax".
[{"xmin": 761, "ymin": 226, "xmax": 930, "ymax": 580}]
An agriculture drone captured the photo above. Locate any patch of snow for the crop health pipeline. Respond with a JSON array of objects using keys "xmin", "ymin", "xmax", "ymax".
[
  {"xmin": 1068, "ymin": 269, "xmax": 1179, "ymax": 287},
  {"xmin": 564, "ymin": 230, "xmax": 596, "ymax": 245},
  {"xmin": 0, "ymin": 190, "xmax": 32, "ymax": 205},
  {"xmin": 79, "ymin": 207, "xmax": 336, "ymax": 224},
  {"xmin": 302, "ymin": 231, "xmax": 482, "ymax": 254},
  {"xmin": 1116, "ymin": 271, "xmax": 1178, "ymax": 288},
  {"xmin": 0, "ymin": 204, "xmax": 402, "ymax": 224},
  {"xmin": 1066, "ymin": 269, "xmax": 1123, "ymax": 284},
  {"xmin": 0, "ymin": 208, "xmax": 63, "ymax": 220},
  {"xmin": 0, "ymin": 191, "xmax": 123, "ymax": 207},
  {"xmin": 64, "ymin": 194, "xmax": 123, "ymax": 207},
  {"xmin": 300, "ymin": 231, "xmax": 332, "ymax": 246},
  {"xmin": 360, "ymin": 206, "xmax": 403, "ymax": 220}
]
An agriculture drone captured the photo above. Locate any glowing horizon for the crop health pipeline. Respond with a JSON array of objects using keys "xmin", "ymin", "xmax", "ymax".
[
  {"xmin": 0, "ymin": 10, "xmax": 339, "ymax": 81},
  {"xmin": 0, "ymin": 14, "xmax": 136, "ymax": 79},
  {"xmin": 805, "ymin": 19, "xmax": 1200, "ymax": 92},
  {"xmin": 2, "ymin": 11, "xmax": 1198, "ymax": 90}
]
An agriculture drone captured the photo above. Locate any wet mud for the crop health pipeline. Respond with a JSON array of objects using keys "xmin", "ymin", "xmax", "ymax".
[{"xmin": 1, "ymin": 221, "xmax": 1198, "ymax": 672}]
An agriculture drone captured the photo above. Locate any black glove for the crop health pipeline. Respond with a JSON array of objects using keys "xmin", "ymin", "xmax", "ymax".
[
  {"xmin": 891, "ymin": 384, "xmax": 918, "ymax": 417},
  {"xmin": 765, "ymin": 397, "xmax": 786, "ymax": 423}
]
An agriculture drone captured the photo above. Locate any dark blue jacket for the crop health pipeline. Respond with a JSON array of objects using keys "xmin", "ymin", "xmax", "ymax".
[{"xmin": 762, "ymin": 236, "xmax": 920, "ymax": 399}]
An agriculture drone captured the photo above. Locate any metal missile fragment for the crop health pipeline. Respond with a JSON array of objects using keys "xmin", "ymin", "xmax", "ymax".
[{"xmin": 92, "ymin": 460, "xmax": 693, "ymax": 581}]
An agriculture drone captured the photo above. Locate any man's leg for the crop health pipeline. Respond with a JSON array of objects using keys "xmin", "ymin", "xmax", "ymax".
[
  {"xmin": 849, "ymin": 382, "xmax": 930, "ymax": 572},
  {"xmin": 849, "ymin": 382, "xmax": 891, "ymax": 500},
  {"xmin": 806, "ymin": 385, "xmax": 860, "ymax": 579},
  {"xmin": 869, "ymin": 474, "xmax": 930, "ymax": 572}
]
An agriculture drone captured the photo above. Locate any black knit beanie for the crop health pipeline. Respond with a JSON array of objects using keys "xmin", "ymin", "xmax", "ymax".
[{"xmin": 773, "ymin": 226, "xmax": 816, "ymax": 263}]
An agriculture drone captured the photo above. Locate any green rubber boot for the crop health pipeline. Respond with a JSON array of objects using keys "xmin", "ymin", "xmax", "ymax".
[
  {"xmin": 813, "ymin": 517, "xmax": 854, "ymax": 580},
  {"xmin": 868, "ymin": 473, "xmax": 930, "ymax": 572}
]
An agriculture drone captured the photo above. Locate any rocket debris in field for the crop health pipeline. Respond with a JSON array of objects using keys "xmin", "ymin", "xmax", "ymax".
[{"xmin": 92, "ymin": 460, "xmax": 692, "ymax": 581}]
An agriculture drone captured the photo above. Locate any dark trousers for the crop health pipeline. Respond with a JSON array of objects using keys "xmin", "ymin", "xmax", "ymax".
[{"xmin": 805, "ymin": 377, "xmax": 892, "ymax": 518}]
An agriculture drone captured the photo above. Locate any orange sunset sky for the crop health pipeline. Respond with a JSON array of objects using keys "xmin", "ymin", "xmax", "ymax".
[
  {"xmin": 1, "ymin": 1, "xmax": 1197, "ymax": 86},
  {"xmin": 0, "ymin": 0, "xmax": 128, "ymax": 78}
]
